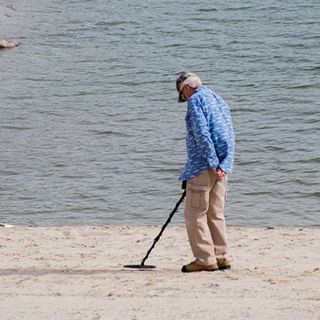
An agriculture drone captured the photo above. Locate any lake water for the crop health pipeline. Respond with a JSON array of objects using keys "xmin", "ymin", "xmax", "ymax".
[{"xmin": 1, "ymin": 0, "xmax": 319, "ymax": 227}]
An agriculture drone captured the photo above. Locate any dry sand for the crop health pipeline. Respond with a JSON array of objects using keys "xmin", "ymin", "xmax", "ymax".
[{"xmin": 0, "ymin": 225, "xmax": 319, "ymax": 320}]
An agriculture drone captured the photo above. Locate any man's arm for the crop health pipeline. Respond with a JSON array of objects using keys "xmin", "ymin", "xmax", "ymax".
[
  {"xmin": 188, "ymin": 98, "xmax": 220, "ymax": 169},
  {"xmin": 188, "ymin": 96, "xmax": 234, "ymax": 177}
]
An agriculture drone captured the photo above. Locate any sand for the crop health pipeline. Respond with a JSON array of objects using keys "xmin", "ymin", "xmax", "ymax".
[{"xmin": 0, "ymin": 225, "xmax": 319, "ymax": 320}]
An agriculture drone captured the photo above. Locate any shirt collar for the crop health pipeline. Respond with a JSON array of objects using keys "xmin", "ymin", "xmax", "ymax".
[{"xmin": 194, "ymin": 85, "xmax": 205, "ymax": 93}]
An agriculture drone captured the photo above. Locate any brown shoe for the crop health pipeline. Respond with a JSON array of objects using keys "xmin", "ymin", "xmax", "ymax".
[
  {"xmin": 217, "ymin": 257, "xmax": 231, "ymax": 270},
  {"xmin": 181, "ymin": 260, "xmax": 219, "ymax": 273}
]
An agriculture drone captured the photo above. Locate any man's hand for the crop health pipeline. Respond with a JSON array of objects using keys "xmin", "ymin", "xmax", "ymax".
[{"xmin": 214, "ymin": 168, "xmax": 226, "ymax": 180}]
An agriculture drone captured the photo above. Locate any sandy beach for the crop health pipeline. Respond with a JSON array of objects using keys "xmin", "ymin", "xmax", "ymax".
[{"xmin": 0, "ymin": 225, "xmax": 319, "ymax": 320}]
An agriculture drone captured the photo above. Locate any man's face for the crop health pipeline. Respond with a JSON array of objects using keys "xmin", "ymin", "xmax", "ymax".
[{"xmin": 181, "ymin": 85, "xmax": 192, "ymax": 101}]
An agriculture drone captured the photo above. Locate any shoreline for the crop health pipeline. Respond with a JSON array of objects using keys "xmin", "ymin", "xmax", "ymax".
[
  {"xmin": 1, "ymin": 225, "xmax": 319, "ymax": 319},
  {"xmin": 2, "ymin": 222, "xmax": 320, "ymax": 228}
]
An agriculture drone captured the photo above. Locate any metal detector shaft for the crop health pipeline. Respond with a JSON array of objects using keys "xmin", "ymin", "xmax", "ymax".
[{"xmin": 141, "ymin": 190, "xmax": 186, "ymax": 266}]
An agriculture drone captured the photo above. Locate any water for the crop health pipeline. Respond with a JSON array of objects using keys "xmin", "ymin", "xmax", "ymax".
[{"xmin": 0, "ymin": 0, "xmax": 319, "ymax": 227}]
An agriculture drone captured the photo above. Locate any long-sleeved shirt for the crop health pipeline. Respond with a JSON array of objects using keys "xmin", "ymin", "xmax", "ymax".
[{"xmin": 179, "ymin": 86, "xmax": 235, "ymax": 180}]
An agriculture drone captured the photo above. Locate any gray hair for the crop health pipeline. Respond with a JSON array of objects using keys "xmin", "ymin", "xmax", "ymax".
[{"xmin": 179, "ymin": 75, "xmax": 202, "ymax": 91}]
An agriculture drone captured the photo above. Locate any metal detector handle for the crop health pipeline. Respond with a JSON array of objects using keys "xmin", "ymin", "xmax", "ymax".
[{"xmin": 140, "ymin": 190, "xmax": 186, "ymax": 266}]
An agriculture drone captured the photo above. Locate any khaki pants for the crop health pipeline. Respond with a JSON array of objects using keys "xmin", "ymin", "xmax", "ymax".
[{"xmin": 184, "ymin": 170, "xmax": 229, "ymax": 266}]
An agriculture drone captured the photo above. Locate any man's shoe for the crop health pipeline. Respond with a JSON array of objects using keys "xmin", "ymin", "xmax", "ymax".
[
  {"xmin": 217, "ymin": 257, "xmax": 231, "ymax": 270},
  {"xmin": 181, "ymin": 260, "xmax": 219, "ymax": 273}
]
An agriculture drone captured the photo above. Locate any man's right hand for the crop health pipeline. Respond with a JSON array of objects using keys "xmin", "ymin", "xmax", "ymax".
[{"xmin": 214, "ymin": 168, "xmax": 226, "ymax": 180}]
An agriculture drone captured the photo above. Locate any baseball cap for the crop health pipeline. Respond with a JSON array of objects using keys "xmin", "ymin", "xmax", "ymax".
[{"xmin": 176, "ymin": 72, "xmax": 200, "ymax": 103}]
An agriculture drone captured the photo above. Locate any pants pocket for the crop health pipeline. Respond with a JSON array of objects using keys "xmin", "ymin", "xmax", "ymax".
[
  {"xmin": 187, "ymin": 171, "xmax": 211, "ymax": 211},
  {"xmin": 224, "ymin": 175, "xmax": 228, "ymax": 201},
  {"xmin": 188, "ymin": 185, "xmax": 208, "ymax": 210}
]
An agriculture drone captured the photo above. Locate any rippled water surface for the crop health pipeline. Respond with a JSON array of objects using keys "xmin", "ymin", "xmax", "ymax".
[{"xmin": 1, "ymin": 0, "xmax": 319, "ymax": 226}]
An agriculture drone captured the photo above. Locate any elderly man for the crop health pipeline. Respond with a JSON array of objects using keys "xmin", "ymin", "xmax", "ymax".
[{"xmin": 176, "ymin": 71, "xmax": 235, "ymax": 273}]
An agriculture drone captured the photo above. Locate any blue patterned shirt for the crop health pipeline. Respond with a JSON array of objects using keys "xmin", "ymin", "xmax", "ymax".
[{"xmin": 179, "ymin": 86, "xmax": 235, "ymax": 180}]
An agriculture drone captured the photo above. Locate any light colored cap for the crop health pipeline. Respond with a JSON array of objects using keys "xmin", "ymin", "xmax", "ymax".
[{"xmin": 176, "ymin": 72, "xmax": 201, "ymax": 102}]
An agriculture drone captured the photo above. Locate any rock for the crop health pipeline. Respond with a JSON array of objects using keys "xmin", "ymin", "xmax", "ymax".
[
  {"xmin": 0, "ymin": 223, "xmax": 15, "ymax": 228},
  {"xmin": 0, "ymin": 39, "xmax": 20, "ymax": 49}
]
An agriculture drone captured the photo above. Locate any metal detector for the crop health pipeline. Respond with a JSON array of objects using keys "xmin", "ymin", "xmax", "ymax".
[{"xmin": 124, "ymin": 190, "xmax": 186, "ymax": 270}]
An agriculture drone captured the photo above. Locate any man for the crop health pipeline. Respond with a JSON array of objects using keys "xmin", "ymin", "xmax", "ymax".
[{"xmin": 176, "ymin": 71, "xmax": 235, "ymax": 273}]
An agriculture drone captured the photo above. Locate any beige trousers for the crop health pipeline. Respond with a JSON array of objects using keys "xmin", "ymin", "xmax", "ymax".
[{"xmin": 184, "ymin": 170, "xmax": 229, "ymax": 266}]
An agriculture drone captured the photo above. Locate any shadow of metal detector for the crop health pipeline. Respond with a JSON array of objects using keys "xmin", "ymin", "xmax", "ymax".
[{"xmin": 124, "ymin": 190, "xmax": 186, "ymax": 270}]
